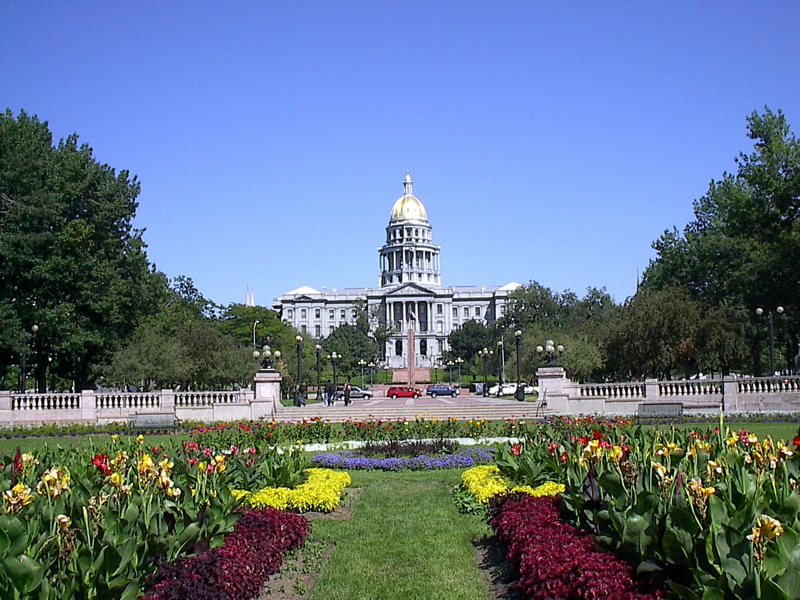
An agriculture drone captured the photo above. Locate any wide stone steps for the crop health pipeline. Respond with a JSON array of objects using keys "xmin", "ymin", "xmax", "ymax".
[{"xmin": 272, "ymin": 399, "xmax": 551, "ymax": 423}]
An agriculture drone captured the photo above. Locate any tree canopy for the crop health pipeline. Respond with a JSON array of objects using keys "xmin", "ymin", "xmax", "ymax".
[{"xmin": 0, "ymin": 110, "xmax": 163, "ymax": 390}]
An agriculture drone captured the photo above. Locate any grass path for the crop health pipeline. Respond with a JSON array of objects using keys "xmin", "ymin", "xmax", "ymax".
[{"xmin": 307, "ymin": 470, "xmax": 492, "ymax": 600}]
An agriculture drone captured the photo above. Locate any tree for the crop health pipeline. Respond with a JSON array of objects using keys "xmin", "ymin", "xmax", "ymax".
[
  {"xmin": 604, "ymin": 287, "xmax": 702, "ymax": 380},
  {"xmin": 447, "ymin": 320, "xmax": 494, "ymax": 366},
  {"xmin": 643, "ymin": 108, "xmax": 800, "ymax": 374},
  {"xmin": 0, "ymin": 110, "xmax": 163, "ymax": 390}
]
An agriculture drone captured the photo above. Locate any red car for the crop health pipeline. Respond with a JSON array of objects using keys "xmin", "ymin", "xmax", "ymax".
[{"xmin": 386, "ymin": 386, "xmax": 422, "ymax": 399}]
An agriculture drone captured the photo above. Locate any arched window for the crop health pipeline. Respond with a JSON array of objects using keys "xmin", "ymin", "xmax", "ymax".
[
  {"xmin": 420, "ymin": 339, "xmax": 427, "ymax": 356},
  {"xmin": 395, "ymin": 340, "xmax": 403, "ymax": 356}
]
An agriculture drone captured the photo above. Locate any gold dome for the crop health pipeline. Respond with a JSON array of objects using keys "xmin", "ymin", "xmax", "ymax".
[
  {"xmin": 390, "ymin": 194, "xmax": 427, "ymax": 221},
  {"xmin": 389, "ymin": 172, "xmax": 428, "ymax": 221}
]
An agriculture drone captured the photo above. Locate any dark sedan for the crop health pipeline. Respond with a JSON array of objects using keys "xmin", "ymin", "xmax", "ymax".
[{"xmin": 425, "ymin": 384, "xmax": 459, "ymax": 398}]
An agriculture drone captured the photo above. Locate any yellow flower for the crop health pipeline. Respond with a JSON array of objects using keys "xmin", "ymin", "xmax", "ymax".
[
  {"xmin": 109, "ymin": 472, "xmax": 122, "ymax": 487},
  {"xmin": 56, "ymin": 514, "xmax": 72, "ymax": 529},
  {"xmin": 652, "ymin": 461, "xmax": 668, "ymax": 479},
  {"xmin": 137, "ymin": 434, "xmax": 145, "ymax": 444},
  {"xmin": 747, "ymin": 514, "xmax": 784, "ymax": 544},
  {"xmin": 725, "ymin": 433, "xmax": 740, "ymax": 447},
  {"xmin": 4, "ymin": 483, "xmax": 34, "ymax": 512}
]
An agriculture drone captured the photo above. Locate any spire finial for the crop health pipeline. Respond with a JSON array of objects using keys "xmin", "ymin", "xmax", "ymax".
[{"xmin": 403, "ymin": 171, "xmax": 413, "ymax": 195}]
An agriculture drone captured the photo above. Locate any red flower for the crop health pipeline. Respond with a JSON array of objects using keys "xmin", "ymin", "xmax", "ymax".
[
  {"xmin": 510, "ymin": 444, "xmax": 522, "ymax": 457},
  {"xmin": 92, "ymin": 454, "xmax": 112, "ymax": 476},
  {"xmin": 793, "ymin": 433, "xmax": 800, "ymax": 451}
]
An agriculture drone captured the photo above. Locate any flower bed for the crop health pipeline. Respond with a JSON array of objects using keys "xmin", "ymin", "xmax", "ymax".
[
  {"xmin": 143, "ymin": 507, "xmax": 309, "ymax": 600},
  {"xmin": 492, "ymin": 494, "xmax": 666, "ymax": 599},
  {"xmin": 460, "ymin": 465, "xmax": 565, "ymax": 503},
  {"xmin": 311, "ymin": 446, "xmax": 495, "ymax": 471},
  {"xmin": 233, "ymin": 468, "xmax": 352, "ymax": 512}
]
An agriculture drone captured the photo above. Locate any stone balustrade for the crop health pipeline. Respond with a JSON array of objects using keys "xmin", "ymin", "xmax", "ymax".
[{"xmin": 539, "ymin": 368, "xmax": 800, "ymax": 415}]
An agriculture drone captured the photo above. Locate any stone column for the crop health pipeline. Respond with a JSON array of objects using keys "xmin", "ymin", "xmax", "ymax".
[
  {"xmin": 0, "ymin": 391, "xmax": 12, "ymax": 427},
  {"xmin": 644, "ymin": 379, "xmax": 659, "ymax": 400},
  {"xmin": 253, "ymin": 370, "xmax": 282, "ymax": 419},
  {"xmin": 80, "ymin": 389, "xmax": 97, "ymax": 424}
]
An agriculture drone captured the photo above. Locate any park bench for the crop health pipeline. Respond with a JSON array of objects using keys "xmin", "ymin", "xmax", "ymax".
[
  {"xmin": 636, "ymin": 402, "xmax": 684, "ymax": 421},
  {"xmin": 128, "ymin": 412, "xmax": 178, "ymax": 433}
]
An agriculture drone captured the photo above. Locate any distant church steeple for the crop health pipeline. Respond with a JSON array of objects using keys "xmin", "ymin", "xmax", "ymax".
[{"xmin": 245, "ymin": 286, "xmax": 255, "ymax": 307}]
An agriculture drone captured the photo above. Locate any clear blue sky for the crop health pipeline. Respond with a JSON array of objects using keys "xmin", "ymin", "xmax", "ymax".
[{"xmin": 3, "ymin": 3, "xmax": 799, "ymax": 308}]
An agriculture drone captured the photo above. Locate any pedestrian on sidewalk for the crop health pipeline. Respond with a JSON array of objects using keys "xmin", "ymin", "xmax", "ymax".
[
  {"xmin": 343, "ymin": 378, "xmax": 352, "ymax": 406},
  {"xmin": 324, "ymin": 379, "xmax": 335, "ymax": 406}
]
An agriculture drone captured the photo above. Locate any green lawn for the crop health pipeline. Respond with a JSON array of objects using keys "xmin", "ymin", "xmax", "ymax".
[{"xmin": 308, "ymin": 470, "xmax": 491, "ymax": 600}]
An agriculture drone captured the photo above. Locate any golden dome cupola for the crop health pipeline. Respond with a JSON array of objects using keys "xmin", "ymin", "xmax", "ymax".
[
  {"xmin": 379, "ymin": 172, "xmax": 441, "ymax": 287},
  {"xmin": 389, "ymin": 172, "xmax": 428, "ymax": 222}
]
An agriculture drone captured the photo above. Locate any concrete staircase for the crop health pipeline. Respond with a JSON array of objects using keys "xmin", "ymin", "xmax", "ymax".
[{"xmin": 272, "ymin": 397, "xmax": 552, "ymax": 423}]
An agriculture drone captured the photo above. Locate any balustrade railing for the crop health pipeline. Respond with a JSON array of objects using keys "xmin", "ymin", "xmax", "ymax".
[
  {"xmin": 12, "ymin": 393, "xmax": 81, "ymax": 411},
  {"xmin": 738, "ymin": 376, "xmax": 800, "ymax": 394},
  {"xmin": 659, "ymin": 380, "xmax": 721, "ymax": 397},
  {"xmin": 581, "ymin": 382, "xmax": 644, "ymax": 399},
  {"xmin": 175, "ymin": 391, "xmax": 243, "ymax": 407},
  {"xmin": 96, "ymin": 392, "xmax": 161, "ymax": 411}
]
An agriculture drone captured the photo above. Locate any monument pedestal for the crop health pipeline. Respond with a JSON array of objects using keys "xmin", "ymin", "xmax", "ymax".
[{"xmin": 253, "ymin": 370, "xmax": 282, "ymax": 419}]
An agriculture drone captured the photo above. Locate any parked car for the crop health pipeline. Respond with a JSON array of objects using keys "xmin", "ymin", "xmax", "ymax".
[
  {"xmin": 425, "ymin": 384, "xmax": 458, "ymax": 398},
  {"xmin": 488, "ymin": 383, "xmax": 537, "ymax": 396},
  {"xmin": 333, "ymin": 385, "xmax": 374, "ymax": 400},
  {"xmin": 386, "ymin": 386, "xmax": 422, "ymax": 399}
]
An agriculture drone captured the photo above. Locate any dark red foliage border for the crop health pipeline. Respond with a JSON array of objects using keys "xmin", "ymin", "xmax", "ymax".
[
  {"xmin": 491, "ymin": 494, "xmax": 667, "ymax": 600},
  {"xmin": 143, "ymin": 508, "xmax": 310, "ymax": 600}
]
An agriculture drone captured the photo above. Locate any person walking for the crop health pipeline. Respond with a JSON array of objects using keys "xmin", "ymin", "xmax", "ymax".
[
  {"xmin": 343, "ymin": 378, "xmax": 352, "ymax": 406},
  {"xmin": 324, "ymin": 379, "xmax": 335, "ymax": 406}
]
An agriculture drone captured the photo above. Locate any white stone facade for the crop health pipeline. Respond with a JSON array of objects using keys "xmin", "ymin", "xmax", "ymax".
[{"xmin": 272, "ymin": 173, "xmax": 520, "ymax": 368}]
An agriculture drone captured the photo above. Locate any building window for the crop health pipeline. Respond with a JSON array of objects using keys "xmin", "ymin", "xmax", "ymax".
[
  {"xmin": 287, "ymin": 309, "xmax": 294, "ymax": 319},
  {"xmin": 464, "ymin": 307, "xmax": 469, "ymax": 317},
  {"xmin": 352, "ymin": 309, "xmax": 357, "ymax": 318},
  {"xmin": 329, "ymin": 309, "xmax": 334, "ymax": 319},
  {"xmin": 395, "ymin": 340, "xmax": 403, "ymax": 356},
  {"xmin": 315, "ymin": 309, "xmax": 320, "ymax": 319},
  {"xmin": 329, "ymin": 327, "xmax": 335, "ymax": 335},
  {"xmin": 420, "ymin": 339, "xmax": 427, "ymax": 356},
  {"xmin": 475, "ymin": 307, "xmax": 481, "ymax": 317},
  {"xmin": 452, "ymin": 307, "xmax": 458, "ymax": 318},
  {"xmin": 437, "ymin": 321, "xmax": 443, "ymax": 333},
  {"xmin": 301, "ymin": 309, "xmax": 307, "ymax": 319},
  {"xmin": 301, "ymin": 325, "xmax": 307, "ymax": 333},
  {"xmin": 315, "ymin": 325, "xmax": 321, "ymax": 337},
  {"xmin": 340, "ymin": 309, "xmax": 346, "ymax": 320}
]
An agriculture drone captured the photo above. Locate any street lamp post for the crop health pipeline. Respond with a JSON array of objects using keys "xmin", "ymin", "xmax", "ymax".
[
  {"xmin": 315, "ymin": 345, "xmax": 322, "ymax": 401},
  {"xmin": 455, "ymin": 357, "xmax": 464, "ymax": 388},
  {"xmin": 368, "ymin": 362, "xmax": 375, "ymax": 387},
  {"xmin": 327, "ymin": 352, "xmax": 341, "ymax": 386},
  {"xmin": 514, "ymin": 330, "xmax": 524, "ymax": 401},
  {"xmin": 358, "ymin": 359, "xmax": 367, "ymax": 389},
  {"xmin": 497, "ymin": 340, "xmax": 504, "ymax": 395},
  {"xmin": 20, "ymin": 324, "xmax": 38, "ymax": 393},
  {"xmin": 295, "ymin": 335, "xmax": 305, "ymax": 406},
  {"xmin": 536, "ymin": 339, "xmax": 564, "ymax": 367},
  {"xmin": 479, "ymin": 348, "xmax": 493, "ymax": 397},
  {"xmin": 756, "ymin": 306, "xmax": 786, "ymax": 376},
  {"xmin": 447, "ymin": 360, "xmax": 453, "ymax": 386},
  {"xmin": 252, "ymin": 320, "xmax": 260, "ymax": 350}
]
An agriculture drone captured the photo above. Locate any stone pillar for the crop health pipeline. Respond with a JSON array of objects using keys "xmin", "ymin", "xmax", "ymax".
[
  {"xmin": 253, "ymin": 370, "xmax": 282, "ymax": 419},
  {"xmin": 80, "ymin": 389, "xmax": 97, "ymax": 424},
  {"xmin": 160, "ymin": 389, "xmax": 176, "ymax": 414},
  {"xmin": 645, "ymin": 379, "xmax": 659, "ymax": 399},
  {"xmin": 722, "ymin": 377, "xmax": 739, "ymax": 412},
  {"xmin": 0, "ymin": 391, "xmax": 12, "ymax": 427},
  {"xmin": 536, "ymin": 366, "xmax": 568, "ymax": 413}
]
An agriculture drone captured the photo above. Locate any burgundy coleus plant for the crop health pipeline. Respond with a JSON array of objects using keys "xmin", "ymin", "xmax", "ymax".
[
  {"xmin": 144, "ymin": 508, "xmax": 310, "ymax": 600},
  {"xmin": 492, "ymin": 494, "xmax": 667, "ymax": 600}
]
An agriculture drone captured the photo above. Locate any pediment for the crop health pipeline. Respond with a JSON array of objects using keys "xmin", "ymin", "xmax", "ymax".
[{"xmin": 384, "ymin": 282, "xmax": 436, "ymax": 297}]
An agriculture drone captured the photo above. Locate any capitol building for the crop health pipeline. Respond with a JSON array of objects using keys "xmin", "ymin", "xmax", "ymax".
[{"xmin": 273, "ymin": 173, "xmax": 520, "ymax": 370}]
